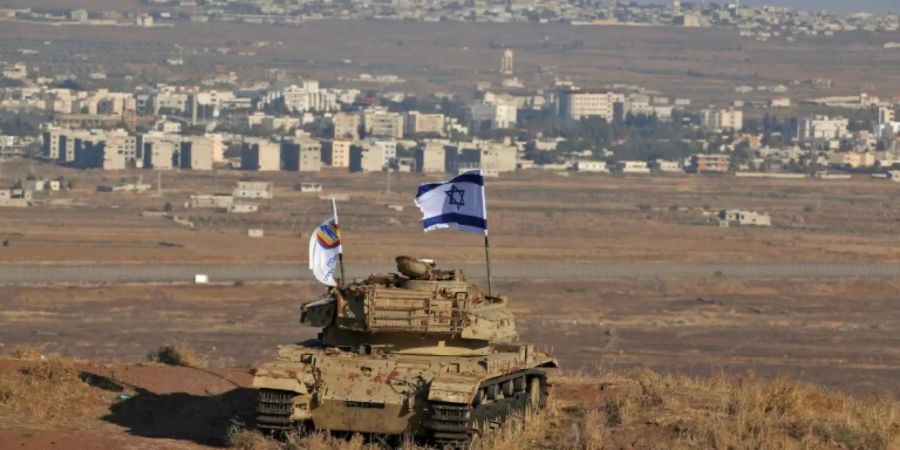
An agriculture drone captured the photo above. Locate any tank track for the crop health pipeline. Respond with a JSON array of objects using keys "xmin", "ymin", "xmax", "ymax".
[
  {"xmin": 426, "ymin": 371, "xmax": 548, "ymax": 448},
  {"xmin": 256, "ymin": 389, "xmax": 295, "ymax": 432}
]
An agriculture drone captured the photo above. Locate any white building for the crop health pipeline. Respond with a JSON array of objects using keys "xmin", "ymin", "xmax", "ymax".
[
  {"xmin": 557, "ymin": 89, "xmax": 623, "ymax": 122},
  {"xmin": 234, "ymin": 181, "xmax": 274, "ymax": 199},
  {"xmin": 350, "ymin": 141, "xmax": 385, "ymax": 173},
  {"xmin": 241, "ymin": 138, "xmax": 280, "ymax": 171},
  {"xmin": 279, "ymin": 81, "xmax": 338, "ymax": 113},
  {"xmin": 325, "ymin": 139, "xmax": 352, "ymax": 168},
  {"xmin": 469, "ymin": 102, "xmax": 517, "ymax": 131},
  {"xmin": 652, "ymin": 160, "xmax": 682, "ymax": 172},
  {"xmin": 615, "ymin": 160, "xmax": 651, "ymax": 174},
  {"xmin": 364, "ymin": 110, "xmax": 405, "ymax": 139},
  {"xmin": 798, "ymin": 116, "xmax": 850, "ymax": 141},
  {"xmin": 406, "ymin": 111, "xmax": 446, "ymax": 136},
  {"xmin": 281, "ymin": 138, "xmax": 322, "ymax": 172},
  {"xmin": 333, "ymin": 112, "xmax": 361, "ymax": 139},
  {"xmin": 416, "ymin": 141, "xmax": 447, "ymax": 173},
  {"xmin": 702, "ymin": 108, "xmax": 744, "ymax": 132},
  {"xmin": 576, "ymin": 160, "xmax": 609, "ymax": 173}
]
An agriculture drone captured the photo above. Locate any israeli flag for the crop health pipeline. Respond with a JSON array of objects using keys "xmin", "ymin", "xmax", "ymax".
[{"xmin": 414, "ymin": 170, "xmax": 487, "ymax": 235}]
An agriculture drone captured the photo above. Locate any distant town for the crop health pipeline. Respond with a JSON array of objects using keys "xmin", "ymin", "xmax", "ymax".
[
  {"xmin": 1, "ymin": 1, "xmax": 898, "ymax": 43},
  {"xmin": 0, "ymin": 2, "xmax": 899, "ymax": 208}
]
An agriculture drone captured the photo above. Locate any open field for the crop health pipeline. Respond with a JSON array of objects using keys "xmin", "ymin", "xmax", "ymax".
[
  {"xmin": 2, "ymin": 161, "xmax": 900, "ymax": 266},
  {"xmin": 0, "ymin": 18, "xmax": 897, "ymax": 101},
  {"xmin": 1, "ymin": 277, "xmax": 899, "ymax": 399},
  {"xmin": 0, "ymin": 346, "xmax": 898, "ymax": 449},
  {"xmin": 2, "ymin": 163, "xmax": 900, "ymax": 447}
]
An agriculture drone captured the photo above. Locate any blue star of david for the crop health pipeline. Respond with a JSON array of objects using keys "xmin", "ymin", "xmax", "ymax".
[{"xmin": 445, "ymin": 184, "xmax": 465, "ymax": 211}]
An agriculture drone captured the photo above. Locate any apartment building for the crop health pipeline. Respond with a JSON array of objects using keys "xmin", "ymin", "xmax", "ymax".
[
  {"xmin": 280, "ymin": 138, "xmax": 322, "ymax": 172},
  {"xmin": 415, "ymin": 141, "xmax": 447, "ymax": 173},
  {"xmin": 701, "ymin": 108, "xmax": 744, "ymax": 132},
  {"xmin": 364, "ymin": 110, "xmax": 405, "ymax": 139},
  {"xmin": 178, "ymin": 136, "xmax": 214, "ymax": 170},
  {"xmin": 241, "ymin": 138, "xmax": 281, "ymax": 171},
  {"xmin": 332, "ymin": 112, "xmax": 361, "ymax": 139},
  {"xmin": 469, "ymin": 102, "xmax": 517, "ymax": 131},
  {"xmin": 349, "ymin": 141, "xmax": 385, "ymax": 173},
  {"xmin": 406, "ymin": 111, "xmax": 446, "ymax": 136},
  {"xmin": 557, "ymin": 89, "xmax": 623, "ymax": 121},
  {"xmin": 798, "ymin": 115, "xmax": 850, "ymax": 140},
  {"xmin": 142, "ymin": 132, "xmax": 180, "ymax": 170},
  {"xmin": 322, "ymin": 139, "xmax": 352, "ymax": 168}
]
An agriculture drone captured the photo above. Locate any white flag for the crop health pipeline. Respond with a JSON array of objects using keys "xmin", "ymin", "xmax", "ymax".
[
  {"xmin": 308, "ymin": 218, "xmax": 342, "ymax": 286},
  {"xmin": 414, "ymin": 170, "xmax": 487, "ymax": 235}
]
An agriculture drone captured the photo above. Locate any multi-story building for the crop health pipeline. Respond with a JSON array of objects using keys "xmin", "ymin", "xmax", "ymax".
[
  {"xmin": 445, "ymin": 142, "xmax": 517, "ymax": 175},
  {"xmin": 349, "ymin": 141, "xmax": 385, "ymax": 173},
  {"xmin": 279, "ymin": 81, "xmax": 337, "ymax": 113},
  {"xmin": 406, "ymin": 111, "xmax": 446, "ymax": 136},
  {"xmin": 416, "ymin": 141, "xmax": 447, "ymax": 173},
  {"xmin": 322, "ymin": 139, "xmax": 352, "ymax": 168},
  {"xmin": 479, "ymin": 143, "xmax": 518, "ymax": 174},
  {"xmin": 142, "ymin": 132, "xmax": 180, "ymax": 170},
  {"xmin": 797, "ymin": 116, "xmax": 850, "ymax": 141},
  {"xmin": 102, "ymin": 129, "xmax": 138, "ymax": 170},
  {"xmin": 701, "ymin": 108, "xmax": 744, "ymax": 132},
  {"xmin": 469, "ymin": 102, "xmax": 517, "ymax": 132},
  {"xmin": 557, "ymin": 88, "xmax": 623, "ymax": 121},
  {"xmin": 364, "ymin": 109, "xmax": 405, "ymax": 139},
  {"xmin": 332, "ymin": 112, "xmax": 361, "ymax": 139},
  {"xmin": 362, "ymin": 138, "xmax": 397, "ymax": 165},
  {"xmin": 241, "ymin": 138, "xmax": 281, "ymax": 171},
  {"xmin": 179, "ymin": 135, "xmax": 215, "ymax": 170},
  {"xmin": 280, "ymin": 138, "xmax": 322, "ymax": 172}
]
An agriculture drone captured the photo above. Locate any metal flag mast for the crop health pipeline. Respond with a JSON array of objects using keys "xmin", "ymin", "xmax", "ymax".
[
  {"xmin": 484, "ymin": 231, "xmax": 493, "ymax": 297},
  {"xmin": 482, "ymin": 180, "xmax": 493, "ymax": 297},
  {"xmin": 332, "ymin": 197, "xmax": 346, "ymax": 286}
]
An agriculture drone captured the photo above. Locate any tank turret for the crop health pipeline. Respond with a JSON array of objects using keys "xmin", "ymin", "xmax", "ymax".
[{"xmin": 252, "ymin": 256, "xmax": 558, "ymax": 445}]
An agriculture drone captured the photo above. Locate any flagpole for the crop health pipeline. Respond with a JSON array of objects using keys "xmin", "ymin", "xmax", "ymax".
[
  {"xmin": 481, "ymin": 171, "xmax": 493, "ymax": 297},
  {"xmin": 484, "ymin": 232, "xmax": 493, "ymax": 297},
  {"xmin": 332, "ymin": 197, "xmax": 346, "ymax": 286}
]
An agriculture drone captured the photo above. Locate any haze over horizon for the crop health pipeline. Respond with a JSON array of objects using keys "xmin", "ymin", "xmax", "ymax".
[{"xmin": 641, "ymin": 0, "xmax": 899, "ymax": 14}]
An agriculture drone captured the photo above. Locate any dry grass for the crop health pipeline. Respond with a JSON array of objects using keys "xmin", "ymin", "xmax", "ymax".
[
  {"xmin": 149, "ymin": 343, "xmax": 208, "ymax": 368},
  {"xmin": 0, "ymin": 358, "xmax": 109, "ymax": 425},
  {"xmin": 548, "ymin": 370, "xmax": 900, "ymax": 450},
  {"xmin": 8, "ymin": 344, "xmax": 49, "ymax": 361},
  {"xmin": 224, "ymin": 369, "xmax": 900, "ymax": 449}
]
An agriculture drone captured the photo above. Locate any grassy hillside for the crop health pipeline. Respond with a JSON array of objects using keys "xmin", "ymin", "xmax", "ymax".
[
  {"xmin": 228, "ymin": 371, "xmax": 899, "ymax": 450},
  {"xmin": 2, "ymin": 348, "xmax": 896, "ymax": 450}
]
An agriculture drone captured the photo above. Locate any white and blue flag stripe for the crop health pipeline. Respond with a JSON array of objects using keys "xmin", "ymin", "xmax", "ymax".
[{"xmin": 414, "ymin": 170, "xmax": 488, "ymax": 235}]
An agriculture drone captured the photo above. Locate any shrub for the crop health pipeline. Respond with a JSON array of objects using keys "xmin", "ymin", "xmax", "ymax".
[{"xmin": 149, "ymin": 344, "xmax": 207, "ymax": 368}]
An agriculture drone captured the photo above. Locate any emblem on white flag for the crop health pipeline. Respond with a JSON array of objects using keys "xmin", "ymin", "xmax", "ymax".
[{"xmin": 308, "ymin": 218, "xmax": 342, "ymax": 286}]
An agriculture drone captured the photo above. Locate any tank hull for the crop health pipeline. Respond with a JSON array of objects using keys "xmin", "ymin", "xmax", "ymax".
[{"xmin": 252, "ymin": 342, "xmax": 556, "ymax": 440}]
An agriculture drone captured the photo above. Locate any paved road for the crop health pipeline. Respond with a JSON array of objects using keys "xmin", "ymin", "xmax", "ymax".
[{"xmin": 1, "ymin": 262, "xmax": 898, "ymax": 284}]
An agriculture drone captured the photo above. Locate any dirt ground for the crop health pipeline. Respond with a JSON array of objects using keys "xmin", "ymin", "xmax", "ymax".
[
  {"xmin": 0, "ymin": 16, "xmax": 897, "ymax": 101},
  {"xmin": 2, "ymin": 160, "xmax": 899, "ymax": 265},
  {"xmin": 1, "ymin": 277, "xmax": 898, "ymax": 399},
  {"xmin": 1, "ymin": 163, "xmax": 899, "ymax": 448}
]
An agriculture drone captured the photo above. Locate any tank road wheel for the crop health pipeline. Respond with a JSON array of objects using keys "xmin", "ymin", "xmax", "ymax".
[
  {"xmin": 501, "ymin": 380, "xmax": 515, "ymax": 398},
  {"xmin": 526, "ymin": 377, "xmax": 544, "ymax": 414}
]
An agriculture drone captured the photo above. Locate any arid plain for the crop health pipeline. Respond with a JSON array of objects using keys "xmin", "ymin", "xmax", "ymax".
[{"xmin": 1, "ymin": 161, "xmax": 900, "ymax": 449}]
